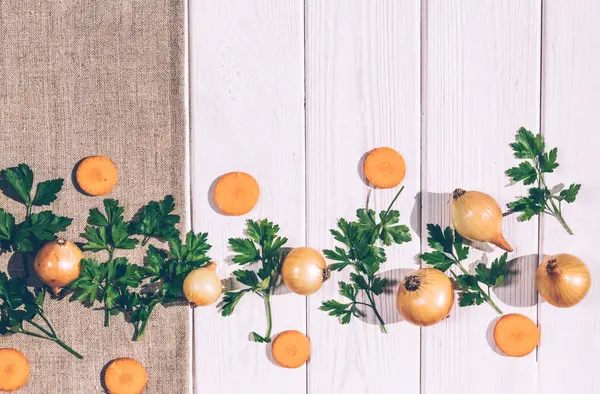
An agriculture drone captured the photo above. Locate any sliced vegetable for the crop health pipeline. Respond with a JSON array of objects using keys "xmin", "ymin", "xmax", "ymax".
[
  {"xmin": 271, "ymin": 330, "xmax": 310, "ymax": 368},
  {"xmin": 363, "ymin": 147, "xmax": 406, "ymax": 188},
  {"xmin": 0, "ymin": 348, "xmax": 30, "ymax": 392},
  {"xmin": 75, "ymin": 156, "xmax": 118, "ymax": 196},
  {"xmin": 494, "ymin": 313, "xmax": 539, "ymax": 357},
  {"xmin": 104, "ymin": 358, "xmax": 148, "ymax": 394},
  {"xmin": 450, "ymin": 189, "xmax": 513, "ymax": 252},
  {"xmin": 213, "ymin": 172, "xmax": 260, "ymax": 216}
]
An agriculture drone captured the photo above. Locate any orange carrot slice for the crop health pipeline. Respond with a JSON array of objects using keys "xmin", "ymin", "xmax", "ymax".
[
  {"xmin": 0, "ymin": 348, "xmax": 30, "ymax": 392},
  {"xmin": 494, "ymin": 313, "xmax": 539, "ymax": 357},
  {"xmin": 76, "ymin": 156, "xmax": 118, "ymax": 196},
  {"xmin": 104, "ymin": 358, "xmax": 148, "ymax": 394},
  {"xmin": 363, "ymin": 147, "xmax": 406, "ymax": 188},
  {"xmin": 271, "ymin": 330, "xmax": 310, "ymax": 368},
  {"xmin": 213, "ymin": 172, "xmax": 260, "ymax": 216}
]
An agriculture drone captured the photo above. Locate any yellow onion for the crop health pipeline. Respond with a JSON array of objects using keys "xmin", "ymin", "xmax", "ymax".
[
  {"xmin": 183, "ymin": 262, "xmax": 222, "ymax": 307},
  {"xmin": 450, "ymin": 189, "xmax": 513, "ymax": 252},
  {"xmin": 536, "ymin": 254, "xmax": 591, "ymax": 307},
  {"xmin": 34, "ymin": 239, "xmax": 82, "ymax": 295},
  {"xmin": 281, "ymin": 247, "xmax": 330, "ymax": 296},
  {"xmin": 396, "ymin": 268, "xmax": 454, "ymax": 327}
]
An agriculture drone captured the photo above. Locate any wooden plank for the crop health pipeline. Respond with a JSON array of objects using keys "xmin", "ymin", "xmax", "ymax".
[
  {"xmin": 189, "ymin": 1, "xmax": 305, "ymax": 393},
  {"xmin": 305, "ymin": 1, "xmax": 421, "ymax": 393},
  {"xmin": 538, "ymin": 2, "xmax": 600, "ymax": 393},
  {"xmin": 421, "ymin": 1, "xmax": 541, "ymax": 393}
]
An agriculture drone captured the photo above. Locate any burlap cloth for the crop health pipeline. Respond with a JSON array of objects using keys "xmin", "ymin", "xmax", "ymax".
[{"xmin": 0, "ymin": 1, "xmax": 188, "ymax": 393}]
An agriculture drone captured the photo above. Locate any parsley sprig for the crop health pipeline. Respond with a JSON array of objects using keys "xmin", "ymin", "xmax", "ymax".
[
  {"xmin": 0, "ymin": 274, "xmax": 82, "ymax": 358},
  {"xmin": 221, "ymin": 219, "xmax": 288, "ymax": 343},
  {"xmin": 71, "ymin": 199, "xmax": 142, "ymax": 327},
  {"xmin": 0, "ymin": 164, "xmax": 79, "ymax": 358},
  {"xmin": 0, "ymin": 164, "xmax": 72, "ymax": 256},
  {"xmin": 129, "ymin": 194, "xmax": 180, "ymax": 246},
  {"xmin": 69, "ymin": 195, "xmax": 211, "ymax": 340},
  {"xmin": 420, "ymin": 224, "xmax": 508, "ymax": 314},
  {"xmin": 123, "ymin": 232, "xmax": 211, "ymax": 340},
  {"xmin": 506, "ymin": 128, "xmax": 580, "ymax": 234},
  {"xmin": 320, "ymin": 187, "xmax": 411, "ymax": 333}
]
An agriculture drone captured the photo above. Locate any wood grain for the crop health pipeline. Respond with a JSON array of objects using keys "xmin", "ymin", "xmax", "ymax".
[
  {"xmin": 305, "ymin": 1, "xmax": 421, "ymax": 393},
  {"xmin": 421, "ymin": 1, "xmax": 541, "ymax": 393},
  {"xmin": 539, "ymin": 1, "xmax": 600, "ymax": 392},
  {"xmin": 189, "ymin": 1, "xmax": 305, "ymax": 393}
]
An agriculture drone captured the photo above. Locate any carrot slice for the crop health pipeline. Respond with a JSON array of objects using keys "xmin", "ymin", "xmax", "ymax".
[
  {"xmin": 363, "ymin": 147, "xmax": 406, "ymax": 188},
  {"xmin": 213, "ymin": 172, "xmax": 260, "ymax": 216},
  {"xmin": 271, "ymin": 330, "xmax": 310, "ymax": 368},
  {"xmin": 493, "ymin": 313, "xmax": 539, "ymax": 357},
  {"xmin": 104, "ymin": 358, "xmax": 148, "ymax": 394},
  {"xmin": 0, "ymin": 348, "xmax": 30, "ymax": 392},
  {"xmin": 76, "ymin": 156, "xmax": 118, "ymax": 196}
]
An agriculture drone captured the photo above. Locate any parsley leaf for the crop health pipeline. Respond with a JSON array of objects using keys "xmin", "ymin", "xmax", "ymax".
[
  {"xmin": 1, "ymin": 272, "xmax": 83, "ymax": 358},
  {"xmin": 506, "ymin": 127, "xmax": 580, "ymax": 234},
  {"xmin": 558, "ymin": 183, "xmax": 581, "ymax": 203},
  {"xmin": 0, "ymin": 163, "xmax": 33, "ymax": 205},
  {"xmin": 13, "ymin": 211, "xmax": 72, "ymax": 252},
  {"xmin": 130, "ymin": 195, "xmax": 180, "ymax": 244},
  {"xmin": 32, "ymin": 179, "xmax": 64, "ymax": 206},
  {"xmin": 82, "ymin": 199, "xmax": 138, "ymax": 253},
  {"xmin": 0, "ymin": 208, "xmax": 15, "ymax": 242},
  {"xmin": 221, "ymin": 219, "xmax": 288, "ymax": 343},
  {"xmin": 322, "ymin": 187, "xmax": 410, "ymax": 332},
  {"xmin": 420, "ymin": 225, "xmax": 506, "ymax": 314}
]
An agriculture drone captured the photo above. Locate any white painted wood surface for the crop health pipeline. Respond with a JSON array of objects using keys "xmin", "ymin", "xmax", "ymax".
[
  {"xmin": 539, "ymin": 1, "xmax": 600, "ymax": 393},
  {"xmin": 421, "ymin": 2, "xmax": 541, "ymax": 394},
  {"xmin": 188, "ymin": 1, "xmax": 599, "ymax": 393},
  {"xmin": 189, "ymin": 1, "xmax": 305, "ymax": 393},
  {"xmin": 305, "ymin": 1, "xmax": 420, "ymax": 393}
]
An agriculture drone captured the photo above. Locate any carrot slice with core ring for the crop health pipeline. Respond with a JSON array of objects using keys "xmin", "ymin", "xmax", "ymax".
[
  {"xmin": 213, "ymin": 172, "xmax": 260, "ymax": 216},
  {"xmin": 363, "ymin": 147, "xmax": 406, "ymax": 189},
  {"xmin": 271, "ymin": 330, "xmax": 310, "ymax": 368}
]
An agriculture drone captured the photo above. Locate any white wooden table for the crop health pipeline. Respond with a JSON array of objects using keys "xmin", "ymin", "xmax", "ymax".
[{"xmin": 186, "ymin": 1, "xmax": 599, "ymax": 393}]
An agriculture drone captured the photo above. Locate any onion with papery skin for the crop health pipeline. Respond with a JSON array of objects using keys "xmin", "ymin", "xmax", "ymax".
[
  {"xmin": 34, "ymin": 239, "xmax": 83, "ymax": 295},
  {"xmin": 281, "ymin": 247, "xmax": 330, "ymax": 296},
  {"xmin": 536, "ymin": 254, "xmax": 591, "ymax": 308},
  {"xmin": 450, "ymin": 189, "xmax": 513, "ymax": 252},
  {"xmin": 183, "ymin": 262, "xmax": 222, "ymax": 307},
  {"xmin": 396, "ymin": 268, "xmax": 454, "ymax": 327}
]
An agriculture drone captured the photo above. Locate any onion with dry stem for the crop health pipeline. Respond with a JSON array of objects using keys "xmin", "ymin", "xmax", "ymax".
[
  {"xmin": 396, "ymin": 268, "xmax": 454, "ymax": 327},
  {"xmin": 281, "ymin": 247, "xmax": 330, "ymax": 296},
  {"xmin": 450, "ymin": 189, "xmax": 513, "ymax": 252},
  {"xmin": 34, "ymin": 239, "xmax": 83, "ymax": 295},
  {"xmin": 536, "ymin": 254, "xmax": 591, "ymax": 308},
  {"xmin": 183, "ymin": 262, "xmax": 222, "ymax": 307}
]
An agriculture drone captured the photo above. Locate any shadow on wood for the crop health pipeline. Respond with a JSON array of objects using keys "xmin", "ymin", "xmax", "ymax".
[
  {"xmin": 493, "ymin": 254, "xmax": 540, "ymax": 308},
  {"xmin": 486, "ymin": 316, "xmax": 508, "ymax": 357}
]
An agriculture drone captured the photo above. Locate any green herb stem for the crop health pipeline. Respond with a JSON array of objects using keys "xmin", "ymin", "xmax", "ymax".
[
  {"xmin": 364, "ymin": 290, "xmax": 387, "ymax": 333},
  {"xmin": 452, "ymin": 258, "xmax": 503, "ymax": 315},
  {"xmin": 21, "ymin": 325, "xmax": 83, "ymax": 359},
  {"xmin": 263, "ymin": 292, "xmax": 273, "ymax": 342},
  {"xmin": 135, "ymin": 303, "xmax": 158, "ymax": 341}
]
